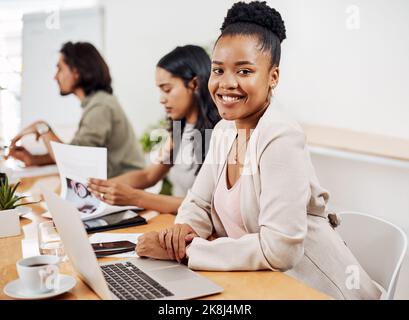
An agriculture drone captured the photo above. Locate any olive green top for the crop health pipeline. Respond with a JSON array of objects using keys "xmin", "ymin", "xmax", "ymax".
[{"xmin": 70, "ymin": 90, "xmax": 145, "ymax": 178}]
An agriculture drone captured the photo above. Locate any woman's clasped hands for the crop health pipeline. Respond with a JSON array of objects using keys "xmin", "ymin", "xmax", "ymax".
[{"xmin": 136, "ymin": 224, "xmax": 198, "ymax": 263}]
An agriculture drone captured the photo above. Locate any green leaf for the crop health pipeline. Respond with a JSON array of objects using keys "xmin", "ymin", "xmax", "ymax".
[
  {"xmin": 10, "ymin": 182, "xmax": 20, "ymax": 197},
  {"xmin": 12, "ymin": 195, "xmax": 27, "ymax": 202},
  {"xmin": 0, "ymin": 176, "xmax": 31, "ymax": 210},
  {"xmin": 14, "ymin": 201, "xmax": 39, "ymax": 208},
  {"xmin": 4, "ymin": 199, "xmax": 18, "ymax": 209},
  {"xmin": 4, "ymin": 195, "xmax": 27, "ymax": 209}
]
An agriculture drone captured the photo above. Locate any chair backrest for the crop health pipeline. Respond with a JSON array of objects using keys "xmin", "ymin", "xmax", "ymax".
[{"xmin": 337, "ymin": 211, "xmax": 407, "ymax": 300}]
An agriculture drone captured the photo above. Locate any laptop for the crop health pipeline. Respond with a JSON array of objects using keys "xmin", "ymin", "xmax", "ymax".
[{"xmin": 43, "ymin": 189, "xmax": 223, "ymax": 300}]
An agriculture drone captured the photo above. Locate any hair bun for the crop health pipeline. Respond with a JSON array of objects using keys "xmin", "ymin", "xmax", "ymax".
[{"xmin": 221, "ymin": 1, "xmax": 286, "ymax": 42}]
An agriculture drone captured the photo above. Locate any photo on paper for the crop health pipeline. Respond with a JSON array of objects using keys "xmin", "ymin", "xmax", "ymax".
[
  {"xmin": 65, "ymin": 177, "xmax": 100, "ymax": 215},
  {"xmin": 50, "ymin": 142, "xmax": 141, "ymax": 221}
]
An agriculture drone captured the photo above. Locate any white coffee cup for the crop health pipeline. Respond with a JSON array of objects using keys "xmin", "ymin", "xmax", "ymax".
[{"xmin": 16, "ymin": 255, "xmax": 60, "ymax": 294}]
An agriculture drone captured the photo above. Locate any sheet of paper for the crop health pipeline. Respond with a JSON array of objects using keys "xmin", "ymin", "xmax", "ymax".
[
  {"xmin": 88, "ymin": 233, "xmax": 142, "ymax": 258},
  {"xmin": 51, "ymin": 141, "xmax": 107, "ymax": 180},
  {"xmin": 50, "ymin": 142, "xmax": 139, "ymax": 221}
]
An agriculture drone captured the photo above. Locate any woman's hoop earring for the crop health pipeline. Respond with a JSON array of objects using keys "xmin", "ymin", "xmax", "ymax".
[{"xmin": 270, "ymin": 85, "xmax": 275, "ymax": 97}]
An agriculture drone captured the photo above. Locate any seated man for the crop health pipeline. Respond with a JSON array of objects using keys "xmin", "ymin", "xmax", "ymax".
[{"xmin": 7, "ymin": 41, "xmax": 145, "ymax": 178}]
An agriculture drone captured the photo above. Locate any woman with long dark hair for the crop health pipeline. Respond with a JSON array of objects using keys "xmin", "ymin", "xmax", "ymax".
[{"xmin": 88, "ymin": 45, "xmax": 220, "ymax": 214}]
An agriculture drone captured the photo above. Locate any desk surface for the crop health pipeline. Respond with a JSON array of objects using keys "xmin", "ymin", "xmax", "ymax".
[{"xmin": 0, "ymin": 175, "xmax": 330, "ymax": 300}]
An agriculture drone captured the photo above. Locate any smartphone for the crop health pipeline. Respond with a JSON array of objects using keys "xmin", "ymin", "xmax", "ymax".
[{"xmin": 92, "ymin": 240, "xmax": 136, "ymax": 257}]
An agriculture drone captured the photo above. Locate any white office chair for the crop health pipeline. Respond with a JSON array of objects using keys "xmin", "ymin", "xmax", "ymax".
[{"xmin": 336, "ymin": 211, "xmax": 407, "ymax": 300}]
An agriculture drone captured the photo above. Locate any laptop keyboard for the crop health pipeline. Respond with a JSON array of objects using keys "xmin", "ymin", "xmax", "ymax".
[{"xmin": 101, "ymin": 262, "xmax": 174, "ymax": 300}]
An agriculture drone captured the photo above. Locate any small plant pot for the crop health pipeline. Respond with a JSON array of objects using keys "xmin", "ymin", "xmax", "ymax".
[{"xmin": 0, "ymin": 209, "xmax": 21, "ymax": 238}]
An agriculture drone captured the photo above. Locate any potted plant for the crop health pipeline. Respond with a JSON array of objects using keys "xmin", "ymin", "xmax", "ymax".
[{"xmin": 0, "ymin": 173, "xmax": 34, "ymax": 238}]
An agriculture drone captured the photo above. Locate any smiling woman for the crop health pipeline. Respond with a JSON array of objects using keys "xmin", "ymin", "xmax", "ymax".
[
  {"xmin": 208, "ymin": 2, "xmax": 285, "ymax": 123},
  {"xmin": 137, "ymin": 1, "xmax": 383, "ymax": 300},
  {"xmin": 209, "ymin": 36, "xmax": 274, "ymax": 122}
]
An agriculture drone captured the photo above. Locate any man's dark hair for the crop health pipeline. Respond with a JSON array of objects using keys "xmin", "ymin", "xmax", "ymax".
[{"xmin": 60, "ymin": 41, "xmax": 113, "ymax": 96}]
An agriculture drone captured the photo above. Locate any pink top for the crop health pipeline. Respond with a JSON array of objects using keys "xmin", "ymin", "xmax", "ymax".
[{"xmin": 213, "ymin": 163, "xmax": 247, "ymax": 239}]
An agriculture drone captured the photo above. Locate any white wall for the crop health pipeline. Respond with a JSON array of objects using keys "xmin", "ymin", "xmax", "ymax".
[
  {"xmin": 21, "ymin": 6, "xmax": 104, "ymax": 141},
  {"xmin": 276, "ymin": 0, "xmax": 409, "ymax": 140},
  {"xmin": 100, "ymin": 0, "xmax": 409, "ymax": 140},
  {"xmin": 100, "ymin": 0, "xmax": 236, "ymax": 135}
]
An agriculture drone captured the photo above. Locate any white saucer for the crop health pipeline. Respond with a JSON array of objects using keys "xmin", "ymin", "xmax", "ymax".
[{"xmin": 3, "ymin": 274, "xmax": 76, "ymax": 300}]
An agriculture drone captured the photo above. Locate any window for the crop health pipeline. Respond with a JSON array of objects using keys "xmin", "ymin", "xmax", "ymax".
[
  {"xmin": 0, "ymin": 10, "xmax": 21, "ymax": 145},
  {"xmin": 0, "ymin": 0, "xmax": 98, "ymax": 146}
]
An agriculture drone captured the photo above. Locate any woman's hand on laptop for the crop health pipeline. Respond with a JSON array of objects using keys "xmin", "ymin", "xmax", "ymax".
[
  {"xmin": 136, "ymin": 231, "xmax": 174, "ymax": 260},
  {"xmin": 88, "ymin": 178, "xmax": 144, "ymax": 206},
  {"xmin": 158, "ymin": 224, "xmax": 198, "ymax": 263}
]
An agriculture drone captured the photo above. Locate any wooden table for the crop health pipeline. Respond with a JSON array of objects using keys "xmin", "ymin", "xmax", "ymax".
[{"xmin": 0, "ymin": 175, "xmax": 330, "ymax": 300}]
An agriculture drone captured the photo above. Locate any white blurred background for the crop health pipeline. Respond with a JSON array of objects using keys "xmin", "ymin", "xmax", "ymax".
[{"xmin": 1, "ymin": 0, "xmax": 408, "ymax": 141}]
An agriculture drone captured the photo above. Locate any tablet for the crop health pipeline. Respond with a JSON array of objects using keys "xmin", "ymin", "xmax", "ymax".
[{"xmin": 83, "ymin": 210, "xmax": 146, "ymax": 233}]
